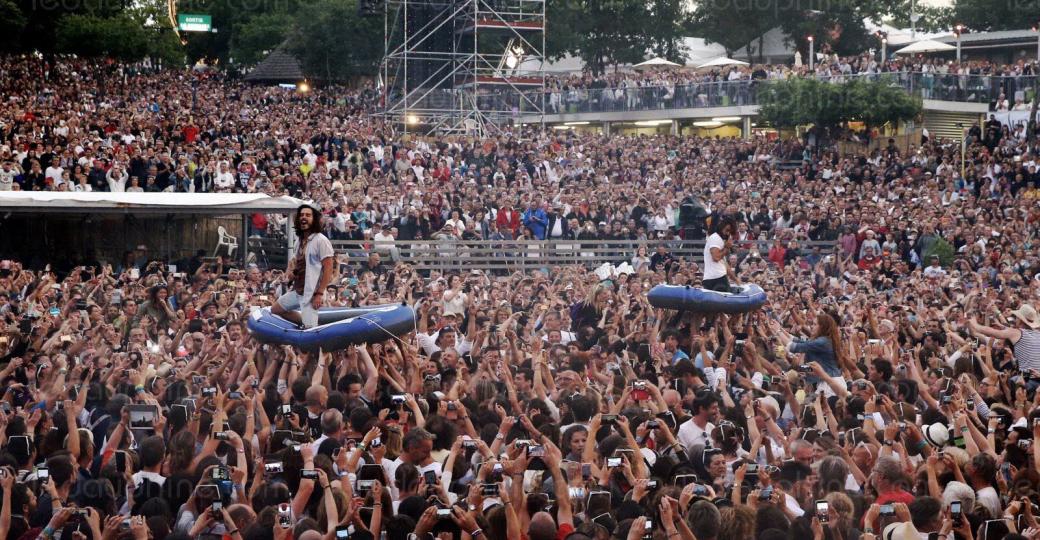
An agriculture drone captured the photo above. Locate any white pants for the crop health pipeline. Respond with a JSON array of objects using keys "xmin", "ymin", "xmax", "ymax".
[{"xmin": 276, "ymin": 290, "xmax": 319, "ymax": 328}]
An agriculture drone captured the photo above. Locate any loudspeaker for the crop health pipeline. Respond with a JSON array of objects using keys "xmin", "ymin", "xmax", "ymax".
[
  {"xmin": 679, "ymin": 196, "xmax": 708, "ymax": 227},
  {"xmin": 400, "ymin": 3, "xmax": 464, "ymax": 91}
]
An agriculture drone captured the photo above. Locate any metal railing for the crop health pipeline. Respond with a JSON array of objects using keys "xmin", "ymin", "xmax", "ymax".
[
  {"xmin": 247, "ymin": 235, "xmax": 289, "ymax": 269},
  {"xmin": 534, "ymin": 72, "xmax": 1038, "ymax": 115},
  {"xmin": 384, "ymin": 72, "xmax": 1038, "ymax": 122},
  {"xmin": 330, "ymin": 238, "xmax": 840, "ymax": 272}
]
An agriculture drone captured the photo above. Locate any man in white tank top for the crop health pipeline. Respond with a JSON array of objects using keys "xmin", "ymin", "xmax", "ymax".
[
  {"xmin": 702, "ymin": 216, "xmax": 739, "ymax": 293},
  {"xmin": 968, "ymin": 304, "xmax": 1040, "ymax": 375}
]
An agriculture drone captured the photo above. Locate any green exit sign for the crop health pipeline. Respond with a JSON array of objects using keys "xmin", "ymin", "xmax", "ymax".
[{"xmin": 178, "ymin": 14, "xmax": 212, "ymax": 32}]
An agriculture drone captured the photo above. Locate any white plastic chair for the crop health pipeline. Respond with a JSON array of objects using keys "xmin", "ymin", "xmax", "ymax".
[{"xmin": 214, "ymin": 226, "xmax": 238, "ymax": 258}]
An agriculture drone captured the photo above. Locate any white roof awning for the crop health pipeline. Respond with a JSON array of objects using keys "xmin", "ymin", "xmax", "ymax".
[
  {"xmin": 895, "ymin": 39, "xmax": 957, "ymax": 54},
  {"xmin": 634, "ymin": 57, "xmax": 682, "ymax": 69},
  {"xmin": 0, "ymin": 192, "xmax": 305, "ymax": 215},
  {"xmin": 696, "ymin": 57, "xmax": 750, "ymax": 69}
]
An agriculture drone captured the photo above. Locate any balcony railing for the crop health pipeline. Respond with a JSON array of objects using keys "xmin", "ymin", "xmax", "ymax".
[
  {"xmin": 385, "ymin": 72, "xmax": 1036, "ymax": 122},
  {"xmin": 534, "ymin": 72, "xmax": 1037, "ymax": 115}
]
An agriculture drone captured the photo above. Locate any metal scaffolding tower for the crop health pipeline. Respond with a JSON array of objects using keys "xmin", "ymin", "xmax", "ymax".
[{"xmin": 381, "ymin": 0, "xmax": 545, "ymax": 136}]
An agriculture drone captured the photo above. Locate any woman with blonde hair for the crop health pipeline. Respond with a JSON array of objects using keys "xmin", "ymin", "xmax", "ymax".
[
  {"xmin": 823, "ymin": 491, "xmax": 860, "ymax": 540},
  {"xmin": 718, "ymin": 505, "xmax": 756, "ymax": 540},
  {"xmin": 314, "ymin": 486, "xmax": 351, "ymax": 529},
  {"xmin": 570, "ymin": 283, "xmax": 611, "ymax": 332}
]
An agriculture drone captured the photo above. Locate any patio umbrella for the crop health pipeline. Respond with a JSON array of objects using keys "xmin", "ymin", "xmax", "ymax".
[
  {"xmin": 634, "ymin": 57, "xmax": 682, "ymax": 70},
  {"xmin": 894, "ymin": 39, "xmax": 956, "ymax": 54},
  {"xmin": 696, "ymin": 57, "xmax": 750, "ymax": 69}
]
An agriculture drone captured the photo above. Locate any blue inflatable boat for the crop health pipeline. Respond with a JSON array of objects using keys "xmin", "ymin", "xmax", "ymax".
[
  {"xmin": 647, "ymin": 284, "xmax": 767, "ymax": 314},
  {"xmin": 247, "ymin": 304, "xmax": 416, "ymax": 351}
]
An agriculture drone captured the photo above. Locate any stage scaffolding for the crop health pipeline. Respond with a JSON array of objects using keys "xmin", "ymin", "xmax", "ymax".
[{"xmin": 381, "ymin": 0, "xmax": 546, "ymax": 136}]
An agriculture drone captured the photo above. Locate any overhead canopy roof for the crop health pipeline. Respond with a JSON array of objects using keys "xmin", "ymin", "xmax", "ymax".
[
  {"xmin": 244, "ymin": 47, "xmax": 305, "ymax": 83},
  {"xmin": 895, "ymin": 39, "xmax": 957, "ymax": 54},
  {"xmin": 937, "ymin": 29, "xmax": 1040, "ymax": 45},
  {"xmin": 0, "ymin": 192, "xmax": 305, "ymax": 215}
]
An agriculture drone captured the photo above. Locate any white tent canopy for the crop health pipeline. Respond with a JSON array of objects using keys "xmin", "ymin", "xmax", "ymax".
[
  {"xmin": 634, "ymin": 57, "xmax": 682, "ymax": 69},
  {"xmin": 679, "ymin": 37, "xmax": 728, "ymax": 67},
  {"xmin": 895, "ymin": 39, "xmax": 956, "ymax": 54},
  {"xmin": 697, "ymin": 57, "xmax": 750, "ymax": 69},
  {"xmin": 0, "ymin": 192, "xmax": 305, "ymax": 214}
]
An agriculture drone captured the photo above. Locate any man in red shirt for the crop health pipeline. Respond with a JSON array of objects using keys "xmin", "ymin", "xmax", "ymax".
[
  {"xmin": 183, "ymin": 120, "xmax": 199, "ymax": 143},
  {"xmin": 858, "ymin": 246, "xmax": 882, "ymax": 271},
  {"xmin": 866, "ymin": 456, "xmax": 915, "ymax": 530},
  {"xmin": 496, "ymin": 201, "xmax": 521, "ymax": 237}
]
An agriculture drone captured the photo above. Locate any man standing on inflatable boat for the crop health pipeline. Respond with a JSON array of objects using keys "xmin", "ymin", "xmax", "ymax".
[
  {"xmin": 272, "ymin": 203, "xmax": 336, "ymax": 328},
  {"xmin": 702, "ymin": 217, "xmax": 740, "ymax": 293}
]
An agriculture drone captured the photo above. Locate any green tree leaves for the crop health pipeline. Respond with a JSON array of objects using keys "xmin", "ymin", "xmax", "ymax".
[
  {"xmin": 757, "ymin": 77, "xmax": 922, "ymax": 132},
  {"xmin": 0, "ymin": 0, "xmax": 27, "ymax": 52},
  {"xmin": 55, "ymin": 14, "xmax": 151, "ymax": 61},
  {"xmin": 547, "ymin": 0, "xmax": 688, "ymax": 75},
  {"xmin": 687, "ymin": 0, "xmax": 776, "ymax": 59},
  {"xmin": 953, "ymin": 0, "xmax": 1040, "ymax": 32},
  {"xmin": 231, "ymin": 13, "xmax": 289, "ymax": 66},
  {"xmin": 287, "ymin": 0, "xmax": 382, "ymax": 80}
]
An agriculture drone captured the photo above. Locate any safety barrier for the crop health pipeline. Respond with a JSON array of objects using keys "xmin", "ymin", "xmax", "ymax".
[{"xmin": 330, "ymin": 238, "xmax": 840, "ymax": 272}]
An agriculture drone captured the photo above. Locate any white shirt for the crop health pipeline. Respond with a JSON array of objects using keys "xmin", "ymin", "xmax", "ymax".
[
  {"xmin": 297, "ymin": 233, "xmax": 335, "ymax": 301},
  {"xmin": 441, "ymin": 291, "xmax": 467, "ymax": 318},
  {"xmin": 45, "ymin": 166, "xmax": 65, "ymax": 183},
  {"xmin": 387, "ymin": 458, "xmax": 442, "ymax": 492},
  {"xmin": 677, "ymin": 418, "xmax": 714, "ymax": 449},
  {"xmin": 417, "ymin": 331, "xmax": 473, "ymax": 356},
  {"xmin": 373, "ymin": 231, "xmax": 396, "ymax": 251},
  {"xmin": 703, "ymin": 233, "xmax": 728, "ymax": 280},
  {"xmin": 214, "ymin": 171, "xmax": 236, "ymax": 190},
  {"xmin": 542, "ymin": 330, "xmax": 577, "ymax": 345},
  {"xmin": 923, "ymin": 265, "xmax": 947, "ymax": 279},
  {"xmin": 976, "ymin": 486, "xmax": 1001, "ymax": 517},
  {"xmin": 0, "ymin": 169, "xmax": 15, "ymax": 191},
  {"xmin": 132, "ymin": 470, "xmax": 167, "ymax": 487},
  {"xmin": 783, "ymin": 492, "xmax": 805, "ymax": 517},
  {"xmin": 550, "ymin": 218, "xmax": 563, "ymax": 237}
]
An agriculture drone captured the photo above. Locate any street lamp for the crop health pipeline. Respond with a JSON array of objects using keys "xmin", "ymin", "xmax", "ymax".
[
  {"xmin": 808, "ymin": 36, "xmax": 815, "ymax": 71},
  {"xmin": 956, "ymin": 122, "xmax": 966, "ymax": 179},
  {"xmin": 954, "ymin": 24, "xmax": 965, "ymax": 64},
  {"xmin": 876, "ymin": 31, "xmax": 888, "ymax": 65},
  {"xmin": 1033, "ymin": 24, "xmax": 1039, "ymax": 63},
  {"xmin": 909, "ymin": 0, "xmax": 920, "ymax": 40}
]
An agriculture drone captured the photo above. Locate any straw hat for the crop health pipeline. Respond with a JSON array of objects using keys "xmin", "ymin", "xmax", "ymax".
[{"xmin": 1009, "ymin": 304, "xmax": 1040, "ymax": 329}]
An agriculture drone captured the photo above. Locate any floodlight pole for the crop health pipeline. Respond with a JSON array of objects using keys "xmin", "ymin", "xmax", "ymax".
[
  {"xmin": 808, "ymin": 36, "xmax": 814, "ymax": 71},
  {"xmin": 954, "ymin": 25, "xmax": 964, "ymax": 64}
]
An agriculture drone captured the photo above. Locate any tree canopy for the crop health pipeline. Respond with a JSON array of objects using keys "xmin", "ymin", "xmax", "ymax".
[
  {"xmin": 547, "ymin": 0, "xmax": 688, "ymax": 75},
  {"xmin": 687, "ymin": 0, "xmax": 960, "ymax": 64},
  {"xmin": 0, "ymin": 0, "xmax": 1025, "ymax": 82},
  {"xmin": 953, "ymin": 0, "xmax": 1040, "ymax": 31},
  {"xmin": 287, "ymin": 0, "xmax": 383, "ymax": 81},
  {"xmin": 757, "ymin": 77, "xmax": 922, "ymax": 133}
]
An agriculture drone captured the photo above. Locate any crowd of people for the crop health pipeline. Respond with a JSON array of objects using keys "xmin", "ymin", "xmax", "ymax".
[
  {"xmin": 1, "ymin": 52, "xmax": 1040, "ymax": 540},
  {"xmin": 543, "ymin": 54, "xmax": 1039, "ymax": 113}
]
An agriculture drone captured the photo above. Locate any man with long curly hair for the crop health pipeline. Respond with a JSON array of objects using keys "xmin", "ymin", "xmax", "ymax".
[{"xmin": 272, "ymin": 203, "xmax": 335, "ymax": 328}]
